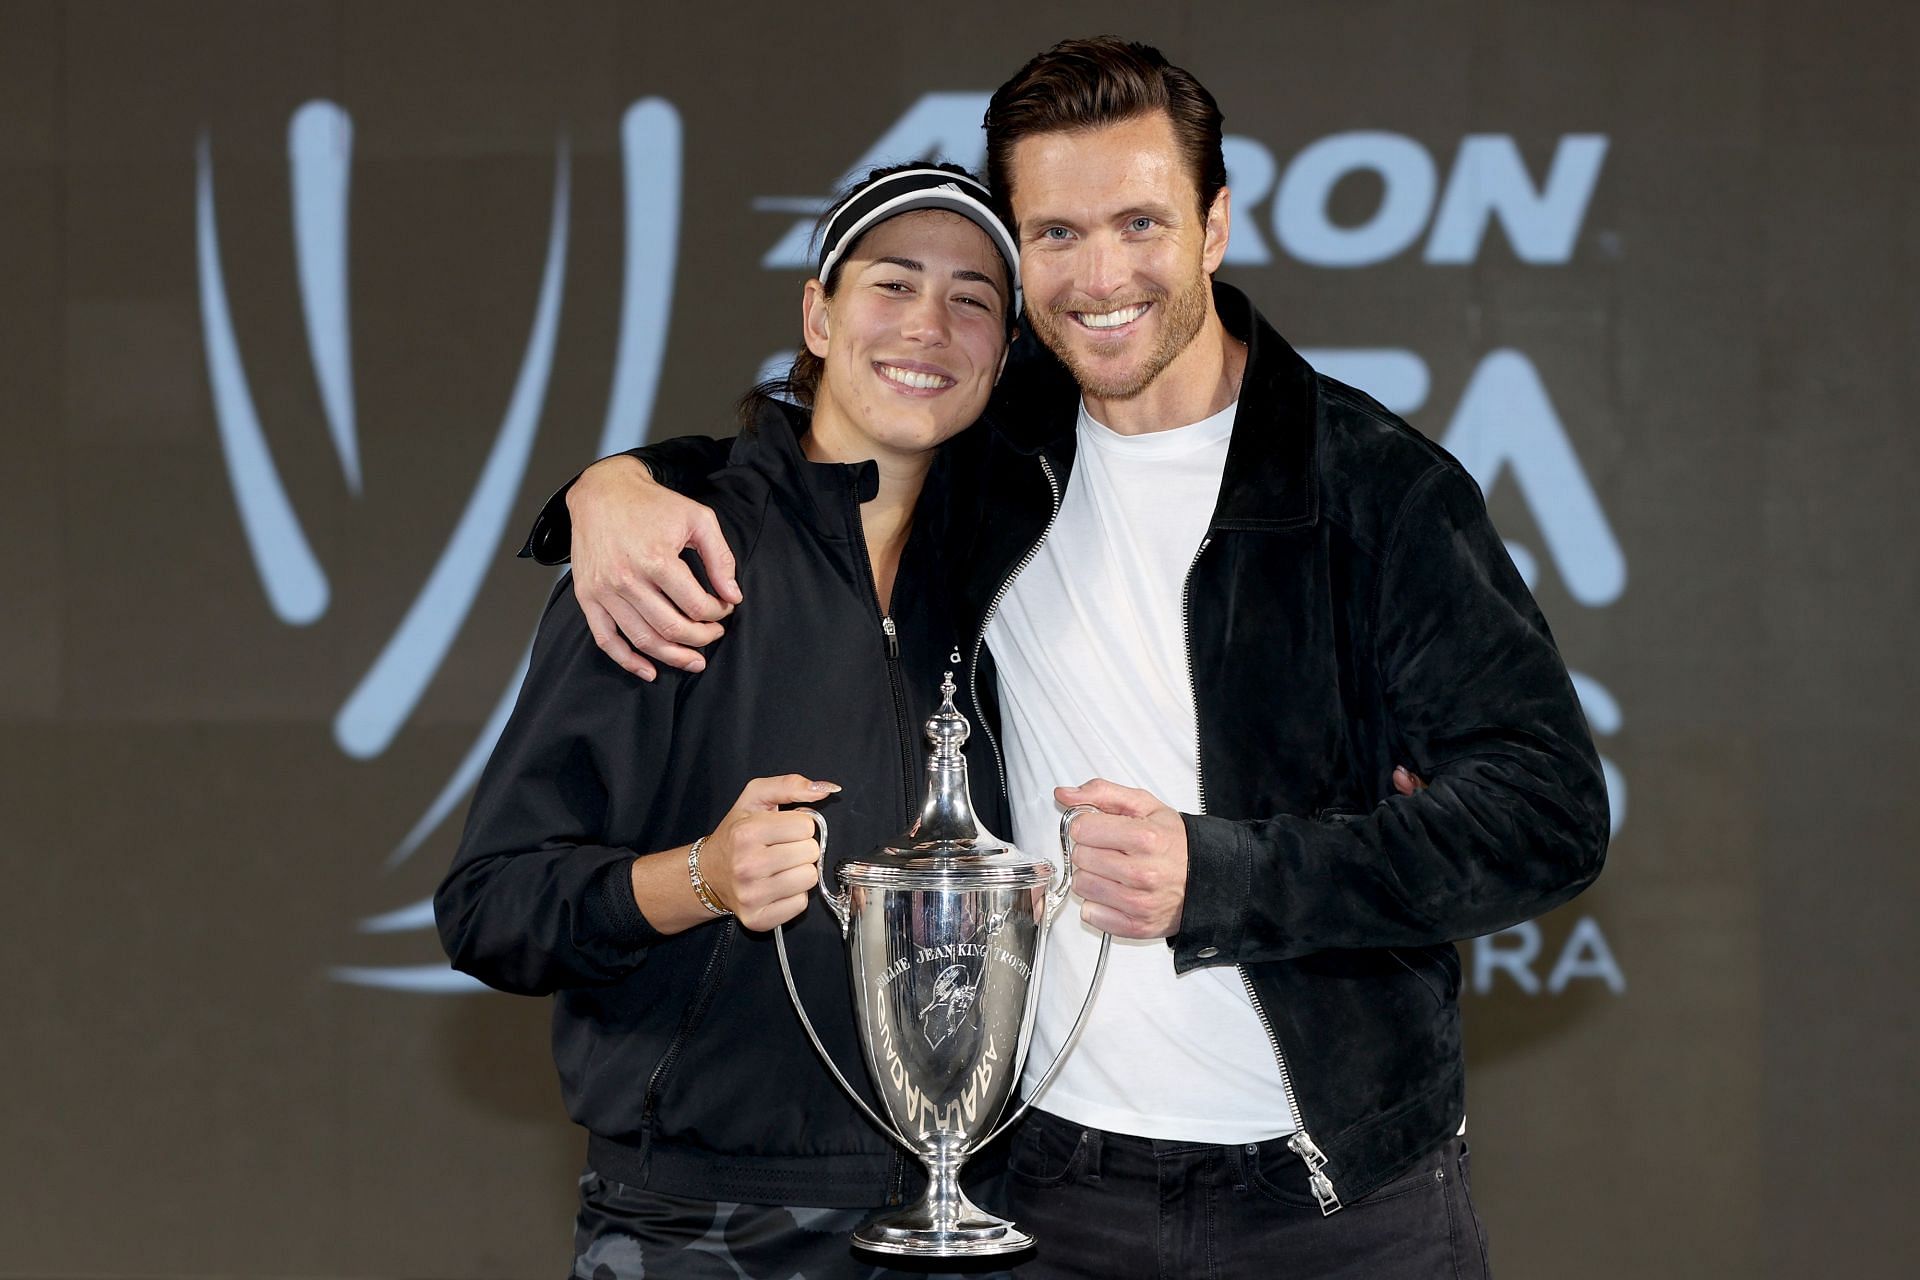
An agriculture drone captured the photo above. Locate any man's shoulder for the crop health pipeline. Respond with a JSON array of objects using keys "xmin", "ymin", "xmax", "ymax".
[{"xmin": 1309, "ymin": 372, "xmax": 1471, "ymax": 557}]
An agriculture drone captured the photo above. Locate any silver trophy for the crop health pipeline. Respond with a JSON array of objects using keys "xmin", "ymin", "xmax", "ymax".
[{"xmin": 775, "ymin": 673, "xmax": 1110, "ymax": 1258}]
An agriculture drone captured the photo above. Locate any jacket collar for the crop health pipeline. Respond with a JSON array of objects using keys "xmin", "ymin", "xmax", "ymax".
[
  {"xmin": 986, "ymin": 280, "xmax": 1320, "ymax": 531},
  {"xmin": 729, "ymin": 397, "xmax": 880, "ymax": 540},
  {"xmin": 1212, "ymin": 281, "xmax": 1319, "ymax": 531}
]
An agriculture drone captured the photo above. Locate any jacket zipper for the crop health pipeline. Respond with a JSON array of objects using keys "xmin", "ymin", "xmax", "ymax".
[
  {"xmin": 847, "ymin": 485, "xmax": 919, "ymax": 819},
  {"xmin": 1181, "ymin": 533, "xmax": 1343, "ymax": 1216},
  {"xmin": 968, "ymin": 455, "xmax": 1063, "ymax": 799},
  {"xmin": 640, "ymin": 920, "xmax": 736, "ymax": 1129},
  {"xmin": 880, "ymin": 616, "xmax": 915, "ymax": 819},
  {"xmin": 849, "ymin": 486, "xmax": 920, "ymax": 1197}
]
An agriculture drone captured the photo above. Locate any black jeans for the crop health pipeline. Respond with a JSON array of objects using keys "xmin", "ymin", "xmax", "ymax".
[
  {"xmin": 1002, "ymin": 1109, "xmax": 1491, "ymax": 1280},
  {"xmin": 571, "ymin": 1170, "xmax": 1014, "ymax": 1280}
]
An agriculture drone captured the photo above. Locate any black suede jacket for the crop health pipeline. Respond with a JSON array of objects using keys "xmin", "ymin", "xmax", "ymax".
[
  {"xmin": 445, "ymin": 402, "xmax": 968, "ymax": 1208},
  {"xmin": 523, "ymin": 283, "xmax": 1608, "ymax": 1211}
]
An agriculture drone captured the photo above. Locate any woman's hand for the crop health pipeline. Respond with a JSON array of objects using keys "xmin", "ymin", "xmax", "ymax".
[{"xmin": 697, "ymin": 775, "xmax": 840, "ymax": 930}]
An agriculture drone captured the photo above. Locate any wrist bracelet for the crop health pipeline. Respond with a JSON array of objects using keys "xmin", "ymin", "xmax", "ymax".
[{"xmin": 688, "ymin": 836, "xmax": 731, "ymax": 917}]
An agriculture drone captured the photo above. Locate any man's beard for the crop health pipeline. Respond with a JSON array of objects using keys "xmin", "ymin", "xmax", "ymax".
[{"xmin": 1027, "ymin": 266, "xmax": 1210, "ymax": 401}]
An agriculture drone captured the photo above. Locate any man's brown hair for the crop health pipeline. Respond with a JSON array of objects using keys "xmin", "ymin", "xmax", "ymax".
[{"xmin": 985, "ymin": 37, "xmax": 1227, "ymax": 225}]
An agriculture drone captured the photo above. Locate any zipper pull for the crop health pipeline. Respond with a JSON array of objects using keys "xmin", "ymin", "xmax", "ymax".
[
  {"xmin": 881, "ymin": 615, "xmax": 899, "ymax": 659},
  {"xmin": 1287, "ymin": 1131, "xmax": 1343, "ymax": 1215}
]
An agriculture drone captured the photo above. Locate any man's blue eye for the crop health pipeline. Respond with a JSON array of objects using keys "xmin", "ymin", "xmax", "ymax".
[{"xmin": 1129, "ymin": 217, "xmax": 1153, "ymax": 232}]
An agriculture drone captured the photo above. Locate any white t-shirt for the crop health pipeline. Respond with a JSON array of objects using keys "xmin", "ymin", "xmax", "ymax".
[{"xmin": 986, "ymin": 398, "xmax": 1296, "ymax": 1144}]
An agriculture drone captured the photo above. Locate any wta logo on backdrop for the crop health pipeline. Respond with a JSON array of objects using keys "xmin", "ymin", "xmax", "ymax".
[
  {"xmin": 198, "ymin": 98, "xmax": 683, "ymax": 992},
  {"xmin": 202, "ymin": 92, "xmax": 1623, "ymax": 998}
]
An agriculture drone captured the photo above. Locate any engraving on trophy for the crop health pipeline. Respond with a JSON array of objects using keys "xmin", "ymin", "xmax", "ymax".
[
  {"xmin": 876, "ymin": 997, "xmax": 1002, "ymax": 1132},
  {"xmin": 918, "ymin": 964, "xmax": 980, "ymax": 1051},
  {"xmin": 990, "ymin": 943, "xmax": 1033, "ymax": 981},
  {"xmin": 911, "ymin": 906, "xmax": 1011, "ymax": 1050}
]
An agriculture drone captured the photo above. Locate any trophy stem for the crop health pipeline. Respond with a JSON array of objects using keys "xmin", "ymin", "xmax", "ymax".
[{"xmin": 853, "ymin": 1133, "xmax": 1032, "ymax": 1258}]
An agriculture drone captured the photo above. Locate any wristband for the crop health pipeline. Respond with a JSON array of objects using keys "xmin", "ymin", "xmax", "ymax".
[{"xmin": 688, "ymin": 836, "xmax": 731, "ymax": 917}]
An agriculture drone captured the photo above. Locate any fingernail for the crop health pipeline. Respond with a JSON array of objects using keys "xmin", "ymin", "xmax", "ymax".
[{"xmin": 688, "ymin": 658, "xmax": 706, "ymax": 672}]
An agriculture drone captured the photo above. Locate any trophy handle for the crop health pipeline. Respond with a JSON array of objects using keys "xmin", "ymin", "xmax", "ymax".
[
  {"xmin": 977, "ymin": 806, "xmax": 1113, "ymax": 1151},
  {"xmin": 773, "ymin": 924, "xmax": 918, "ymax": 1157},
  {"xmin": 1045, "ymin": 804, "xmax": 1098, "ymax": 921},
  {"xmin": 773, "ymin": 804, "xmax": 913, "ymax": 1157},
  {"xmin": 790, "ymin": 807, "xmax": 848, "ymax": 936}
]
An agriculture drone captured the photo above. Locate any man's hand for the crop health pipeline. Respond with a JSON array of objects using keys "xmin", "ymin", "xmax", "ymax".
[
  {"xmin": 567, "ymin": 455, "xmax": 743, "ymax": 681},
  {"xmin": 1055, "ymin": 769, "xmax": 1426, "ymax": 941},
  {"xmin": 1055, "ymin": 779, "xmax": 1189, "ymax": 939},
  {"xmin": 699, "ymin": 775, "xmax": 839, "ymax": 931}
]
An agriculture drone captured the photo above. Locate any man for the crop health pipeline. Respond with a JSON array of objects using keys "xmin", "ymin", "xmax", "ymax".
[{"xmin": 523, "ymin": 38, "xmax": 1606, "ymax": 1278}]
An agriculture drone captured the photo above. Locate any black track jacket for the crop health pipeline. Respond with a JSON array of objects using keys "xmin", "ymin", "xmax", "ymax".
[{"xmin": 439, "ymin": 402, "xmax": 965, "ymax": 1208}]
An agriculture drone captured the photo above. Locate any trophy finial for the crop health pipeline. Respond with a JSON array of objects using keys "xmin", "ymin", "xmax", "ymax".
[
  {"xmin": 897, "ymin": 672, "xmax": 979, "ymax": 849},
  {"xmin": 926, "ymin": 671, "xmax": 970, "ymax": 760}
]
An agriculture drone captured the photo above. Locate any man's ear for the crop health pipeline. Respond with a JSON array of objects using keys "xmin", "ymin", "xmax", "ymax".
[
  {"xmin": 801, "ymin": 278, "xmax": 832, "ymax": 358},
  {"xmin": 1202, "ymin": 186, "xmax": 1232, "ymax": 275}
]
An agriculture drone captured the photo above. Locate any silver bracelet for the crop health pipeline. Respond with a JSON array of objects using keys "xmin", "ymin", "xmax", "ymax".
[{"xmin": 688, "ymin": 835, "xmax": 731, "ymax": 917}]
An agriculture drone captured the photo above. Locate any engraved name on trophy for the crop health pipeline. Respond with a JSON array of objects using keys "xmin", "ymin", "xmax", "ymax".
[{"xmin": 775, "ymin": 673, "xmax": 1110, "ymax": 1258}]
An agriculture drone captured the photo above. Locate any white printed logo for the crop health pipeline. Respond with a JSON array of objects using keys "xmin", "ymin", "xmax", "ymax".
[
  {"xmin": 199, "ymin": 98, "xmax": 684, "ymax": 992},
  {"xmin": 759, "ymin": 94, "xmax": 1608, "ymax": 272}
]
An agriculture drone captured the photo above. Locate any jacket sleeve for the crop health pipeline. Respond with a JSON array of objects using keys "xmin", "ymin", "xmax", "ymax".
[
  {"xmin": 518, "ymin": 437, "xmax": 736, "ymax": 566},
  {"xmin": 1174, "ymin": 463, "xmax": 1609, "ymax": 968},
  {"xmin": 434, "ymin": 576, "xmax": 679, "ymax": 995}
]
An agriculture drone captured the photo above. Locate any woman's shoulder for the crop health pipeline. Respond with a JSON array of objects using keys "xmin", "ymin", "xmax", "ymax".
[{"xmin": 694, "ymin": 467, "xmax": 780, "ymax": 585}]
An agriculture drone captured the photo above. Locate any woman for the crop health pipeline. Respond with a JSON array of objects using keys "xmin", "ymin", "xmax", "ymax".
[{"xmin": 434, "ymin": 164, "xmax": 1020, "ymax": 1278}]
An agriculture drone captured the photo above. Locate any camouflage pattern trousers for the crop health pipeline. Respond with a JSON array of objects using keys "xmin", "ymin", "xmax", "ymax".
[{"xmin": 571, "ymin": 1170, "xmax": 1013, "ymax": 1280}]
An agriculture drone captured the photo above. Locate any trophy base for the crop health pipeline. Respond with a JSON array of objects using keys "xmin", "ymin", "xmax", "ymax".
[
  {"xmin": 853, "ymin": 1206, "xmax": 1033, "ymax": 1259},
  {"xmin": 856, "ymin": 1182, "xmax": 1036, "ymax": 1258}
]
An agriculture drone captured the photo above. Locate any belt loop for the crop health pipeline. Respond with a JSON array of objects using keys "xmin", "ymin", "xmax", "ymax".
[
  {"xmin": 1231, "ymin": 1142, "xmax": 1254, "ymax": 1193},
  {"xmin": 1081, "ymin": 1126, "xmax": 1104, "ymax": 1185}
]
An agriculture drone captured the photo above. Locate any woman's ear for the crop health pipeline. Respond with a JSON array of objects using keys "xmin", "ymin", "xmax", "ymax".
[{"xmin": 801, "ymin": 278, "xmax": 832, "ymax": 358}]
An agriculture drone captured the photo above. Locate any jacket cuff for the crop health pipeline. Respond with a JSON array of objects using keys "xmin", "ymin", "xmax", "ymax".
[
  {"xmin": 518, "ymin": 476, "xmax": 577, "ymax": 564},
  {"xmin": 516, "ymin": 451, "xmax": 661, "ymax": 565},
  {"xmin": 583, "ymin": 856, "xmax": 665, "ymax": 951},
  {"xmin": 1172, "ymin": 813, "xmax": 1250, "ymax": 972}
]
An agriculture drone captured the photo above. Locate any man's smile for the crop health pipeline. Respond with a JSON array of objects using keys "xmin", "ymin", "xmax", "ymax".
[{"xmin": 1070, "ymin": 301, "xmax": 1151, "ymax": 333}]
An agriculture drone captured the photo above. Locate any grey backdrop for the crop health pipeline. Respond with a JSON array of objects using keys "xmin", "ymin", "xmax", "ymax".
[{"xmin": 2, "ymin": 1, "xmax": 1915, "ymax": 1276}]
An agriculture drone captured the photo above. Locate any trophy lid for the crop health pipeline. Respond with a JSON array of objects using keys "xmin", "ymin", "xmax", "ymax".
[{"xmin": 837, "ymin": 672, "xmax": 1055, "ymax": 892}]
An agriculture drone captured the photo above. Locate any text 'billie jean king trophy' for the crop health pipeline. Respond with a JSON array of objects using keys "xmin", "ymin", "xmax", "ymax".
[{"xmin": 775, "ymin": 674, "xmax": 1110, "ymax": 1258}]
